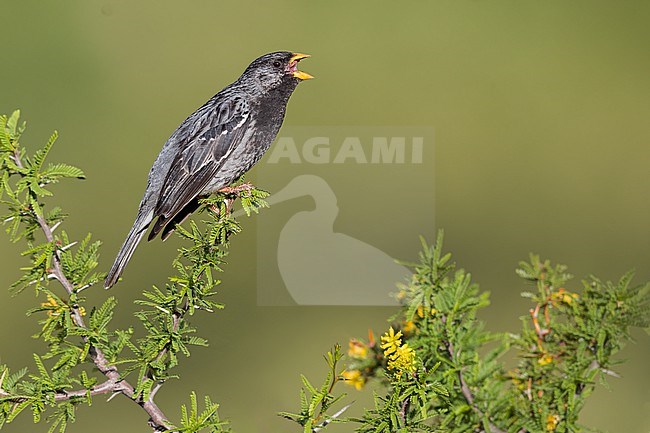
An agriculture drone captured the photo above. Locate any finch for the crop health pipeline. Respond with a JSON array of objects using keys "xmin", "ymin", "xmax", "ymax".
[{"xmin": 105, "ymin": 51, "xmax": 312, "ymax": 288}]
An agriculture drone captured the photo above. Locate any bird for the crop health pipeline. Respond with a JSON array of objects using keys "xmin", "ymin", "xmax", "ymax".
[{"xmin": 104, "ymin": 51, "xmax": 313, "ymax": 289}]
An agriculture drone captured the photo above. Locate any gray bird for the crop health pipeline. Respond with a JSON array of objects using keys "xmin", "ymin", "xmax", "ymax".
[{"xmin": 105, "ymin": 51, "xmax": 312, "ymax": 288}]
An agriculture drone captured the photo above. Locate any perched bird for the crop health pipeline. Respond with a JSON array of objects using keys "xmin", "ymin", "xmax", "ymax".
[{"xmin": 105, "ymin": 51, "xmax": 312, "ymax": 289}]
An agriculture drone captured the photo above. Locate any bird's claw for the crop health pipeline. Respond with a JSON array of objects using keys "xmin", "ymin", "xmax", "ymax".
[
  {"xmin": 217, "ymin": 182, "xmax": 255, "ymax": 196},
  {"xmin": 208, "ymin": 204, "xmax": 221, "ymax": 216}
]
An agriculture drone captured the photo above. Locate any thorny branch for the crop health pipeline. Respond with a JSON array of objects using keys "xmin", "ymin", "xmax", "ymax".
[
  {"xmin": 441, "ymin": 314, "xmax": 508, "ymax": 433},
  {"xmin": 0, "ymin": 374, "xmax": 116, "ymax": 403},
  {"xmin": 529, "ymin": 303, "xmax": 550, "ymax": 349},
  {"xmin": 6, "ymin": 150, "xmax": 175, "ymax": 432}
]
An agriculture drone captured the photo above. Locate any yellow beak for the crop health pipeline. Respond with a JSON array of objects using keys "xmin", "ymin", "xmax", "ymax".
[{"xmin": 290, "ymin": 53, "xmax": 314, "ymax": 80}]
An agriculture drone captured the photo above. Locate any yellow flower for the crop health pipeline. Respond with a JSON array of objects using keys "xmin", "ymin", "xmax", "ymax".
[
  {"xmin": 342, "ymin": 369, "xmax": 365, "ymax": 390},
  {"xmin": 563, "ymin": 292, "xmax": 579, "ymax": 305},
  {"xmin": 41, "ymin": 295, "xmax": 62, "ymax": 317},
  {"xmin": 538, "ymin": 354, "xmax": 553, "ymax": 366},
  {"xmin": 551, "ymin": 289, "xmax": 578, "ymax": 305},
  {"xmin": 348, "ymin": 339, "xmax": 368, "ymax": 359},
  {"xmin": 380, "ymin": 327, "xmax": 402, "ymax": 356},
  {"xmin": 42, "ymin": 295, "xmax": 58, "ymax": 307},
  {"xmin": 416, "ymin": 306, "xmax": 436, "ymax": 318},
  {"xmin": 388, "ymin": 343, "xmax": 416, "ymax": 374},
  {"xmin": 41, "ymin": 295, "xmax": 85, "ymax": 317},
  {"xmin": 381, "ymin": 327, "xmax": 416, "ymax": 375},
  {"xmin": 546, "ymin": 414, "xmax": 560, "ymax": 431},
  {"xmin": 402, "ymin": 320, "xmax": 416, "ymax": 333},
  {"xmin": 511, "ymin": 377, "xmax": 525, "ymax": 390}
]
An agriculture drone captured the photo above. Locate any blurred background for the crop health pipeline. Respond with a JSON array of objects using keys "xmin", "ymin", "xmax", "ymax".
[{"xmin": 1, "ymin": 1, "xmax": 648, "ymax": 432}]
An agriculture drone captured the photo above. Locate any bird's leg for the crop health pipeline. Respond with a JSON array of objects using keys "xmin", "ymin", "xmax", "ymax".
[
  {"xmin": 214, "ymin": 183, "xmax": 256, "ymax": 217},
  {"xmin": 208, "ymin": 198, "xmax": 235, "ymax": 218},
  {"xmin": 208, "ymin": 203, "xmax": 221, "ymax": 216},
  {"xmin": 207, "ymin": 200, "xmax": 234, "ymax": 218},
  {"xmin": 217, "ymin": 182, "xmax": 255, "ymax": 196}
]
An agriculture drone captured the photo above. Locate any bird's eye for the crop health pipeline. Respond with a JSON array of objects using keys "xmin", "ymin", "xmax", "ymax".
[{"xmin": 272, "ymin": 60, "xmax": 282, "ymax": 68}]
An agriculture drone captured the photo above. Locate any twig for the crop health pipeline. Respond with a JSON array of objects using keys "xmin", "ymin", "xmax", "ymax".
[
  {"xmin": 54, "ymin": 379, "xmax": 116, "ymax": 401},
  {"xmin": 312, "ymin": 402, "xmax": 353, "ymax": 432},
  {"xmin": 311, "ymin": 346, "xmax": 343, "ymax": 427},
  {"xmin": 1, "ymin": 378, "xmax": 119, "ymax": 403},
  {"xmin": 151, "ymin": 299, "xmax": 187, "ymax": 367},
  {"xmin": 399, "ymin": 397, "xmax": 410, "ymax": 426},
  {"xmin": 12, "ymin": 152, "xmax": 175, "ymax": 432},
  {"xmin": 529, "ymin": 304, "xmax": 550, "ymax": 349},
  {"xmin": 441, "ymin": 314, "xmax": 508, "ymax": 433},
  {"xmin": 574, "ymin": 360, "xmax": 620, "ymax": 400}
]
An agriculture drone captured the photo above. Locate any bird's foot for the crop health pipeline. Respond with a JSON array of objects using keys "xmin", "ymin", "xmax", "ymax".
[
  {"xmin": 217, "ymin": 182, "xmax": 255, "ymax": 196},
  {"xmin": 211, "ymin": 183, "xmax": 257, "ymax": 217},
  {"xmin": 208, "ymin": 203, "xmax": 221, "ymax": 216},
  {"xmin": 207, "ymin": 200, "xmax": 234, "ymax": 218}
]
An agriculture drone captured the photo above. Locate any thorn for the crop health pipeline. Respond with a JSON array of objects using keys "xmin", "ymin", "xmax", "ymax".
[
  {"xmin": 46, "ymin": 273, "xmax": 60, "ymax": 284},
  {"xmin": 153, "ymin": 305, "xmax": 171, "ymax": 314},
  {"xmin": 76, "ymin": 283, "xmax": 93, "ymax": 293},
  {"xmin": 0, "ymin": 369, "xmax": 7, "ymax": 391},
  {"xmin": 51, "ymin": 221, "xmax": 62, "ymax": 232},
  {"xmin": 28, "ymin": 273, "xmax": 58, "ymax": 286},
  {"xmin": 149, "ymin": 381, "xmax": 164, "ymax": 401},
  {"xmin": 601, "ymin": 367, "xmax": 621, "ymax": 378},
  {"xmin": 312, "ymin": 402, "xmax": 354, "ymax": 432},
  {"xmin": 60, "ymin": 241, "xmax": 78, "ymax": 251},
  {"xmin": 525, "ymin": 378, "xmax": 532, "ymax": 401},
  {"xmin": 208, "ymin": 204, "xmax": 220, "ymax": 215}
]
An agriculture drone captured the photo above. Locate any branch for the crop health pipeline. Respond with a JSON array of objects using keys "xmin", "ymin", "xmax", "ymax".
[
  {"xmin": 574, "ymin": 359, "xmax": 620, "ymax": 399},
  {"xmin": 152, "ymin": 298, "xmax": 187, "ymax": 367},
  {"xmin": 399, "ymin": 396, "xmax": 410, "ymax": 426},
  {"xmin": 441, "ymin": 314, "xmax": 508, "ymax": 433},
  {"xmin": 529, "ymin": 304, "xmax": 550, "ymax": 349},
  {"xmin": 12, "ymin": 152, "xmax": 175, "ymax": 432},
  {"xmin": 0, "ymin": 379, "xmax": 116, "ymax": 403},
  {"xmin": 312, "ymin": 402, "xmax": 353, "ymax": 432},
  {"xmin": 54, "ymin": 380, "xmax": 115, "ymax": 402}
]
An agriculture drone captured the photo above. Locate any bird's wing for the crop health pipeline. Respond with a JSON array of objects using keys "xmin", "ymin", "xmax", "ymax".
[{"xmin": 151, "ymin": 95, "xmax": 251, "ymax": 234}]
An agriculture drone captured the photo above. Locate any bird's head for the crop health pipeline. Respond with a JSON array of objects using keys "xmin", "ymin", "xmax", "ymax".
[{"xmin": 241, "ymin": 51, "xmax": 313, "ymax": 92}]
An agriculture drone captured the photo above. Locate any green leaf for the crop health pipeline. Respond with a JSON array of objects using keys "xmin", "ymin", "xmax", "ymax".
[{"xmin": 41, "ymin": 163, "xmax": 85, "ymax": 180}]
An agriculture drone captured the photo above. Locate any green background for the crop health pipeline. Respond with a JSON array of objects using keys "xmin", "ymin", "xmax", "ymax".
[{"xmin": 1, "ymin": 1, "xmax": 648, "ymax": 432}]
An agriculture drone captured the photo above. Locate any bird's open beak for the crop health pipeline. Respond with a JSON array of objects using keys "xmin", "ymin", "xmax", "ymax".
[{"xmin": 289, "ymin": 53, "xmax": 314, "ymax": 80}]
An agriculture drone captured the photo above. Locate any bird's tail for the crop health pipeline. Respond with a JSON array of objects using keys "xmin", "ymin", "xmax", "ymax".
[{"xmin": 104, "ymin": 210, "xmax": 153, "ymax": 289}]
